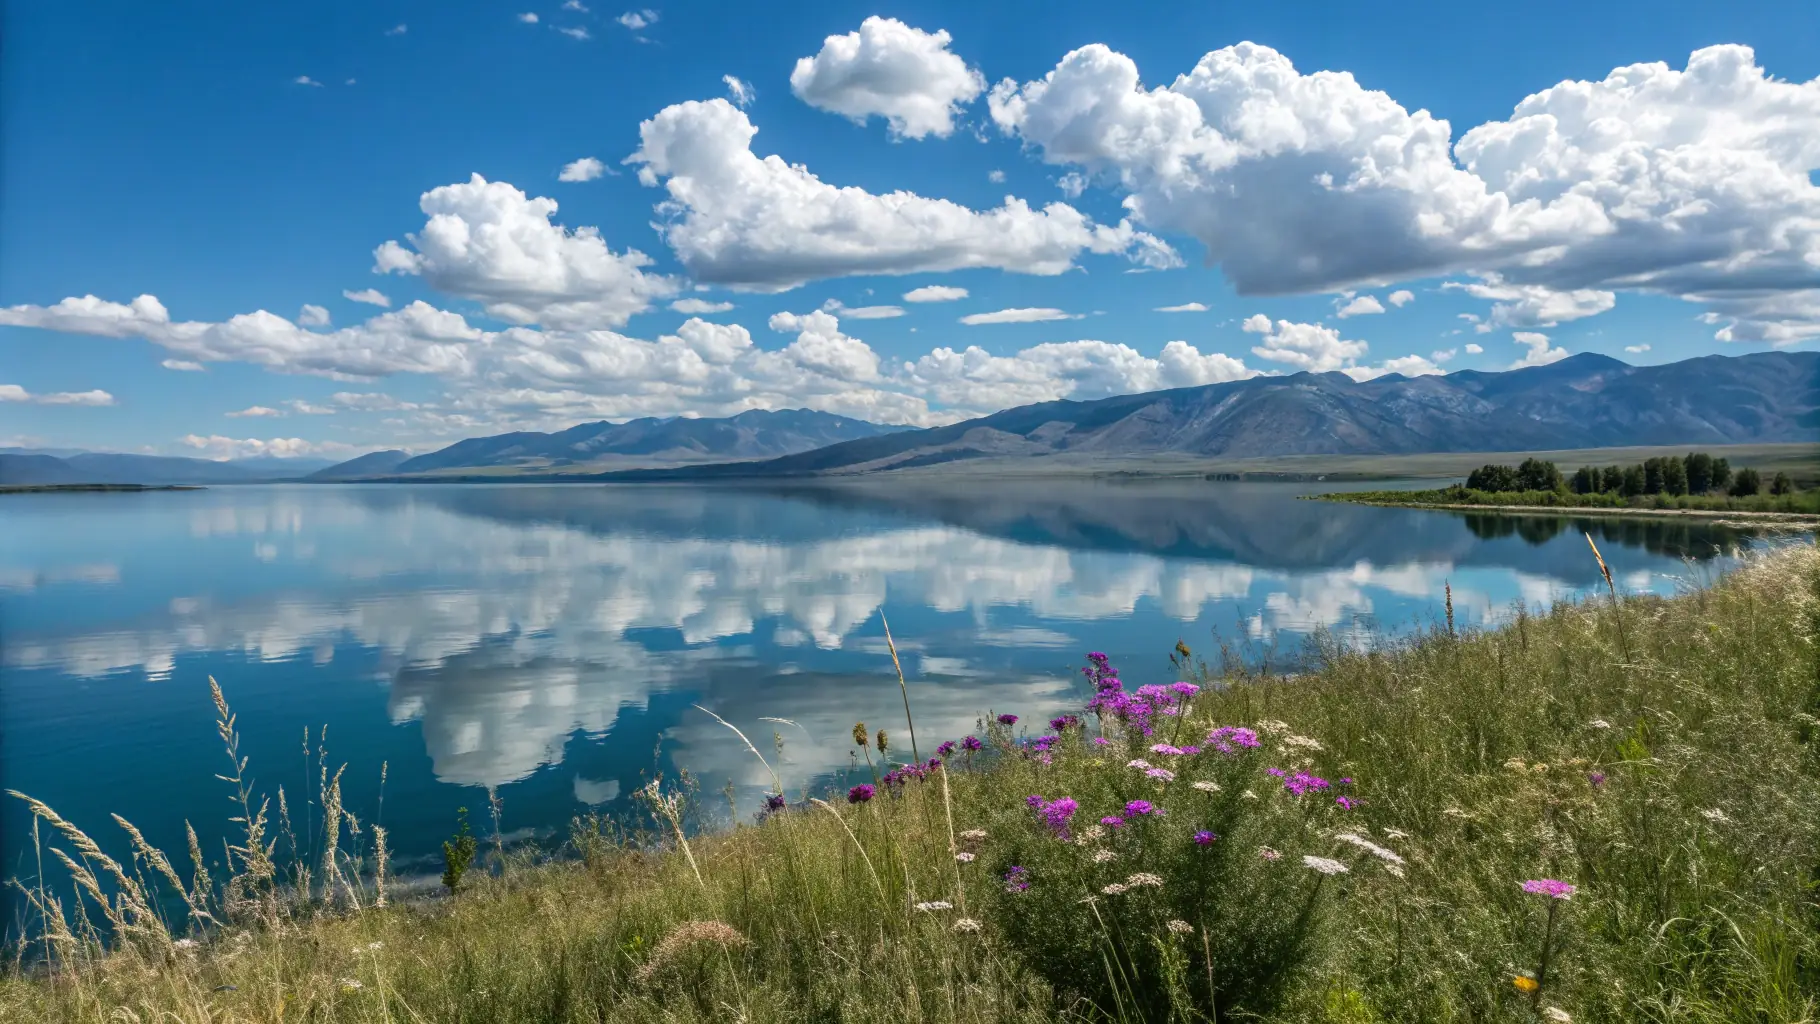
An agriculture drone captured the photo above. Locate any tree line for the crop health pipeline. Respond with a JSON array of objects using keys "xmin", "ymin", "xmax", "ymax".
[{"xmin": 1464, "ymin": 453, "xmax": 1794, "ymax": 498}]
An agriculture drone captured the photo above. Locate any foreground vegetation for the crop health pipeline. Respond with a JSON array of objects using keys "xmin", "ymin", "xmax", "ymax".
[
  {"xmin": 1327, "ymin": 485, "xmax": 1820, "ymax": 517},
  {"xmin": 4, "ymin": 542, "xmax": 1820, "ymax": 1022}
]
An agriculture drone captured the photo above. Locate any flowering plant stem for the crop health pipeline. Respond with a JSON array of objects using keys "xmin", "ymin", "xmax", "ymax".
[
  {"xmin": 1533, "ymin": 898, "xmax": 1560, "ymax": 1008},
  {"xmin": 881, "ymin": 613, "xmax": 920, "ymax": 763}
]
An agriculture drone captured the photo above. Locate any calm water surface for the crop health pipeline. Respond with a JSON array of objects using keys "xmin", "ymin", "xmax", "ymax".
[{"xmin": 0, "ymin": 481, "xmax": 1771, "ymax": 917}]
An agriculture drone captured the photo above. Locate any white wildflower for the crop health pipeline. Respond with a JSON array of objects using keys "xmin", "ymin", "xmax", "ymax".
[
  {"xmin": 1165, "ymin": 919, "xmax": 1193, "ymax": 934},
  {"xmin": 958, "ymin": 829, "xmax": 987, "ymax": 841},
  {"xmin": 1700, "ymin": 808, "xmax": 1731, "ymax": 824},
  {"xmin": 1101, "ymin": 882, "xmax": 1130, "ymax": 895},
  {"xmin": 1544, "ymin": 1008, "xmax": 1572, "ymax": 1022},
  {"xmin": 1081, "ymin": 824, "xmax": 1106, "ymax": 841},
  {"xmin": 339, "ymin": 978, "xmax": 363, "ymax": 991},
  {"xmin": 952, "ymin": 918, "xmax": 982, "ymax": 933},
  {"xmin": 1126, "ymin": 872, "xmax": 1164, "ymax": 887},
  {"xmin": 1259, "ymin": 846, "xmax": 1281, "ymax": 860},
  {"xmin": 914, "ymin": 901, "xmax": 953, "ymax": 912},
  {"xmin": 1282, "ymin": 734, "xmax": 1324, "ymax": 752},
  {"xmin": 1127, "ymin": 759, "xmax": 1153, "ymax": 771},
  {"xmin": 1302, "ymin": 855, "xmax": 1349, "ymax": 876},
  {"xmin": 1192, "ymin": 781, "xmax": 1220, "ymax": 793},
  {"xmin": 1242, "ymin": 789, "xmax": 1258, "ymax": 800},
  {"xmin": 1256, "ymin": 719, "xmax": 1290, "ymax": 733},
  {"xmin": 1093, "ymin": 849, "xmax": 1117, "ymax": 863},
  {"xmin": 1588, "ymin": 719, "xmax": 1612, "ymax": 730},
  {"xmin": 954, "ymin": 852, "xmax": 976, "ymax": 862}
]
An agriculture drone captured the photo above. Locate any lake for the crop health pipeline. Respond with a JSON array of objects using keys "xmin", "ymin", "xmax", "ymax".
[{"xmin": 0, "ymin": 480, "xmax": 1773, "ymax": 919}]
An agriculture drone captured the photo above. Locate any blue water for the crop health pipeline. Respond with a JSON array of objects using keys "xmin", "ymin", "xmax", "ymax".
[{"xmin": 0, "ymin": 480, "xmax": 1770, "ymax": 922}]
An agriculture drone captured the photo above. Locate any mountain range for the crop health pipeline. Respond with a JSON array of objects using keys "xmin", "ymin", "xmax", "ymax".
[
  {"xmin": 0, "ymin": 451, "xmax": 340, "ymax": 485},
  {"xmin": 598, "ymin": 351, "xmax": 1819, "ymax": 480}
]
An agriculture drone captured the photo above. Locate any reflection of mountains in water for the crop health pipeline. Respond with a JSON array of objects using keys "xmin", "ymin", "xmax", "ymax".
[{"xmin": 366, "ymin": 482, "xmax": 1764, "ymax": 580}]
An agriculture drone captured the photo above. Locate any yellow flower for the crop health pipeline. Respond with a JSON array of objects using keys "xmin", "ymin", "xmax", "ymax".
[{"xmin": 1513, "ymin": 975, "xmax": 1539, "ymax": 994}]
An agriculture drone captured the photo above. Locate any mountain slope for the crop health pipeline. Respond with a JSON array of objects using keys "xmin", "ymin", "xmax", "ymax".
[
  {"xmin": 600, "ymin": 352, "xmax": 1820, "ymax": 481},
  {"xmin": 393, "ymin": 409, "xmax": 906, "ymax": 474},
  {"xmin": 309, "ymin": 450, "xmax": 412, "ymax": 480},
  {"xmin": 0, "ymin": 452, "xmax": 333, "ymax": 485}
]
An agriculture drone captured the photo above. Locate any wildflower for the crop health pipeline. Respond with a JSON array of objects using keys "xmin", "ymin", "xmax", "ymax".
[
  {"xmin": 1166, "ymin": 919, "xmax": 1194, "ymax": 934},
  {"xmin": 955, "ymin": 852, "xmax": 975, "ymax": 862},
  {"xmin": 1170, "ymin": 682, "xmax": 1200, "ymax": 698},
  {"xmin": 1032, "ymin": 796, "xmax": 1079, "ymax": 837},
  {"xmin": 1513, "ymin": 974, "xmax": 1539, "ymax": 994},
  {"xmin": 1266, "ymin": 767, "xmax": 1287, "ymax": 778},
  {"xmin": 1242, "ymin": 789, "xmax": 1258, "ymax": 800},
  {"xmin": 1207, "ymin": 726, "xmax": 1261, "ymax": 754},
  {"xmin": 1193, "ymin": 830, "xmax": 1217, "ymax": 845},
  {"xmin": 1124, "ymin": 800, "xmax": 1162, "ymax": 817},
  {"xmin": 1003, "ymin": 866, "xmax": 1030, "ymax": 892},
  {"xmin": 958, "ymin": 828, "xmax": 987, "ymax": 841},
  {"xmin": 997, "ymin": 714, "xmax": 1018, "ymax": 726},
  {"xmin": 1257, "ymin": 719, "xmax": 1290, "ymax": 733},
  {"xmin": 1091, "ymin": 737, "xmax": 1111, "ymax": 746},
  {"xmin": 937, "ymin": 740, "xmax": 957, "ymax": 757},
  {"xmin": 173, "ymin": 938, "xmax": 199, "ymax": 952},
  {"xmin": 1093, "ymin": 849, "xmax": 1117, "ymax": 863},
  {"xmin": 847, "ymin": 784, "xmax": 875, "ymax": 804},
  {"xmin": 1259, "ymin": 846, "xmax": 1281, "ymax": 860},
  {"xmin": 1127, "ymin": 758, "xmax": 1154, "ymax": 770},
  {"xmin": 1050, "ymin": 714, "xmax": 1080, "ymax": 731},
  {"xmin": 1145, "ymin": 768, "xmax": 1176, "ymax": 782},
  {"xmin": 1544, "ymin": 1007, "xmax": 1572, "ymax": 1022},
  {"xmin": 876, "ymin": 729, "xmax": 889, "ymax": 755},
  {"xmin": 914, "ymin": 901, "xmax": 953, "ymax": 912},
  {"xmin": 1192, "ymin": 781, "xmax": 1221, "ymax": 793},
  {"xmin": 1101, "ymin": 882, "xmax": 1130, "ymax": 895},
  {"xmin": 853, "ymin": 723, "xmax": 869, "ymax": 747},
  {"xmin": 1150, "ymin": 743, "xmax": 1183, "ymax": 755},
  {"xmin": 952, "ymin": 918, "xmax": 982, "ymax": 933},
  {"xmin": 1588, "ymin": 718, "xmax": 1612, "ymax": 730},
  {"xmin": 1081, "ymin": 824, "xmax": 1107, "ymax": 841},
  {"xmin": 1520, "ymin": 879, "xmax": 1577, "ymax": 900},
  {"xmin": 962, "ymin": 736, "xmax": 983, "ymax": 751},
  {"xmin": 1503, "ymin": 757, "xmax": 1528, "ymax": 772},
  {"xmin": 1335, "ymin": 833, "xmax": 1404, "ymax": 865},
  {"xmin": 1179, "ymin": 745, "xmax": 1202, "ymax": 754},
  {"xmin": 1303, "ymin": 855, "xmax": 1350, "ymax": 875},
  {"xmin": 1335, "ymin": 795, "xmax": 1356, "ymax": 810},
  {"xmin": 1026, "ymin": 794, "xmax": 1045, "ymax": 808},
  {"xmin": 1284, "ymin": 771, "xmax": 1330, "ymax": 796},
  {"xmin": 340, "ymin": 978, "xmax": 364, "ymax": 991},
  {"xmin": 764, "ymin": 793, "xmax": 786, "ymax": 812},
  {"xmin": 1126, "ymin": 872, "xmax": 1164, "ymax": 887},
  {"xmin": 1283, "ymin": 734, "xmax": 1324, "ymax": 751},
  {"xmin": 1588, "ymin": 772, "xmax": 1606, "ymax": 788},
  {"xmin": 1700, "ymin": 808, "xmax": 1731, "ymax": 824}
]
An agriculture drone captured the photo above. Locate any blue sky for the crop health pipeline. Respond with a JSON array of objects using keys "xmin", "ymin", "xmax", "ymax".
[{"xmin": 4, "ymin": 0, "xmax": 1819, "ymax": 459}]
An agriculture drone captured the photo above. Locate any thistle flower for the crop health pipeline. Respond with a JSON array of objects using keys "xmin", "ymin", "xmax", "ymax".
[
  {"xmin": 852, "ymin": 723, "xmax": 868, "ymax": 747},
  {"xmin": 1165, "ymin": 919, "xmax": 1193, "ymax": 933},
  {"xmin": 764, "ymin": 793, "xmax": 786, "ymax": 812},
  {"xmin": 1303, "ymin": 855, "xmax": 1349, "ymax": 875},
  {"xmin": 962, "ymin": 736, "xmax": 983, "ymax": 752},
  {"xmin": 937, "ymin": 740, "xmax": 957, "ymax": 757},
  {"xmin": 1207, "ymin": 726, "xmax": 1261, "ymax": 754},
  {"xmin": 1335, "ymin": 795, "xmax": 1356, "ymax": 810},
  {"xmin": 847, "ymin": 784, "xmax": 875, "ymax": 804},
  {"xmin": 876, "ymin": 729, "xmax": 889, "ymax": 755},
  {"xmin": 1588, "ymin": 771, "xmax": 1606, "ymax": 788},
  {"xmin": 1520, "ymin": 879, "xmax": 1576, "ymax": 900},
  {"xmin": 1170, "ymin": 682, "xmax": 1200, "ymax": 697},
  {"xmin": 997, "ymin": 714, "xmax": 1018, "ymax": 726},
  {"xmin": 1049, "ymin": 714, "xmax": 1080, "ymax": 731},
  {"xmin": 1193, "ymin": 830, "xmax": 1217, "ymax": 845}
]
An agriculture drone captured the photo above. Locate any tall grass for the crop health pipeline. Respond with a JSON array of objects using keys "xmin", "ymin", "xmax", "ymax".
[{"xmin": 2, "ymin": 542, "xmax": 1817, "ymax": 1022}]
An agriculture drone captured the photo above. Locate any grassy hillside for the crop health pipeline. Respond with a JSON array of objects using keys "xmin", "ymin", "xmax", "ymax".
[{"xmin": 4, "ymin": 542, "xmax": 1818, "ymax": 1022}]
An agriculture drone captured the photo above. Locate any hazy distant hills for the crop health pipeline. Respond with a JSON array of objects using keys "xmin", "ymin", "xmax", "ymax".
[
  {"xmin": 604, "ymin": 352, "xmax": 1819, "ymax": 480},
  {"xmin": 336, "ymin": 409, "xmax": 910, "ymax": 478},
  {"xmin": 0, "ymin": 450, "xmax": 339, "ymax": 485},
  {"xmin": 307, "ymin": 450, "xmax": 411, "ymax": 480}
]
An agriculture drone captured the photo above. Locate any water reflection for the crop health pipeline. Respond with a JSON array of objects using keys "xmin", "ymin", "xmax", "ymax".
[{"xmin": 0, "ymin": 482, "xmax": 1776, "ymax": 891}]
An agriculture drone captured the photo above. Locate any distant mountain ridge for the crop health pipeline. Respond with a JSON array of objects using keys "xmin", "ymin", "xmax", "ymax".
[
  {"xmin": 0, "ymin": 451, "xmax": 338, "ymax": 485},
  {"xmin": 379, "ymin": 408, "xmax": 907, "ymax": 476},
  {"xmin": 599, "ymin": 352, "xmax": 1819, "ymax": 480}
]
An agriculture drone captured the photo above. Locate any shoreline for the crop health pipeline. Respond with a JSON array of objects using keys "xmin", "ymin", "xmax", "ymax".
[{"xmin": 1325, "ymin": 496, "xmax": 1820, "ymax": 525}]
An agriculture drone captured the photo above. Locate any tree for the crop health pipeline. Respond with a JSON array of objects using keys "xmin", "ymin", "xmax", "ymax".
[
  {"xmin": 1730, "ymin": 467, "xmax": 1762, "ymax": 497},
  {"xmin": 1684, "ymin": 452, "xmax": 1713, "ymax": 494},
  {"xmin": 1770, "ymin": 471, "xmax": 1794, "ymax": 496},
  {"xmin": 1515, "ymin": 457, "xmax": 1564, "ymax": 492},
  {"xmin": 1467, "ymin": 464, "xmax": 1519, "ymax": 492},
  {"xmin": 1662, "ymin": 457, "xmax": 1688, "ymax": 496},
  {"xmin": 1600, "ymin": 465, "xmax": 1624, "ymax": 493},
  {"xmin": 1642, "ymin": 458, "xmax": 1666, "ymax": 494},
  {"xmin": 1620, "ymin": 465, "xmax": 1647, "ymax": 497},
  {"xmin": 1570, "ymin": 465, "xmax": 1599, "ymax": 494},
  {"xmin": 1711, "ymin": 458, "xmax": 1733, "ymax": 494}
]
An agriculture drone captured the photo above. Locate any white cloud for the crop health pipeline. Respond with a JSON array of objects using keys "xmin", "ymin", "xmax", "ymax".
[
  {"xmin": 1624, "ymin": 343, "xmax": 1651, "ymax": 354},
  {"xmin": 332, "ymin": 391, "xmax": 420, "ymax": 412},
  {"xmin": 723, "ymin": 75, "xmax": 756, "ymax": 108},
  {"xmin": 518, "ymin": 12, "xmax": 539, "ymax": 23},
  {"xmin": 906, "ymin": 339, "xmax": 1253, "ymax": 412},
  {"xmin": 1464, "ymin": 343, "xmax": 1484, "ymax": 354},
  {"xmin": 1510, "ymin": 331, "xmax": 1570, "ymax": 369},
  {"xmin": 0, "ymin": 385, "xmax": 27, "ymax": 402},
  {"xmin": 1447, "ymin": 277, "xmax": 1615, "ymax": 331},
  {"xmin": 1388, "ymin": 290, "xmax": 1414, "ymax": 307},
  {"xmin": 959, "ymin": 307, "xmax": 1078, "ymax": 325},
  {"xmin": 988, "ymin": 42, "xmax": 1820, "ymax": 343},
  {"xmin": 904, "ymin": 285, "xmax": 968, "ymax": 303},
  {"xmin": 988, "ymin": 169, "xmax": 1006, "ymax": 183},
  {"xmin": 226, "ymin": 406, "xmax": 284, "ymax": 418},
  {"xmin": 790, "ymin": 17, "xmax": 984, "ymax": 140},
  {"xmin": 286, "ymin": 400, "xmax": 337, "ymax": 415},
  {"xmin": 615, "ymin": 8, "xmax": 655, "ymax": 29},
  {"xmin": 822, "ymin": 300, "xmax": 904, "ymax": 319},
  {"xmin": 1154, "ymin": 302, "xmax": 1209, "ymax": 313},
  {"xmin": 293, "ymin": 76, "xmax": 322, "ymax": 87},
  {"xmin": 385, "ymin": 23, "xmax": 407, "ymax": 35},
  {"xmin": 1335, "ymin": 295, "xmax": 1385, "ymax": 318},
  {"xmin": 671, "ymin": 298, "xmax": 735, "ymax": 314},
  {"xmin": 0, "ymin": 384, "xmax": 116, "ymax": 406},
  {"xmin": 343, "ymin": 288, "xmax": 391, "ymax": 307},
  {"xmin": 161, "ymin": 359, "xmax": 205, "ymax": 372},
  {"xmin": 180, "ymin": 436, "xmax": 364, "ymax": 461},
  {"xmin": 374, "ymin": 174, "xmax": 677, "ymax": 328},
  {"xmin": 1432, "ymin": 348, "xmax": 1456, "ymax": 362},
  {"xmin": 1057, "ymin": 172, "xmax": 1087, "ymax": 199},
  {"xmin": 298, "ymin": 304, "xmax": 331, "ymax": 327},
  {"xmin": 1242, "ymin": 315, "xmax": 1369, "ymax": 373},
  {"xmin": 628, "ymin": 99, "xmax": 1178, "ymax": 291},
  {"xmin": 559, "ymin": 157, "xmax": 606, "ymax": 182},
  {"xmin": 768, "ymin": 310, "xmax": 880, "ymax": 382},
  {"xmin": 563, "ymin": 0, "xmax": 589, "ymax": 10},
  {"xmin": 557, "ymin": 26, "xmax": 589, "ymax": 40}
]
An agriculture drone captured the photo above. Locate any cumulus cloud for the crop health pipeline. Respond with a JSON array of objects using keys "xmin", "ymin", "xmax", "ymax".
[
  {"xmin": 0, "ymin": 385, "xmax": 116, "ymax": 406},
  {"xmin": 343, "ymin": 288, "xmax": 391, "ymax": 307},
  {"xmin": 1388, "ymin": 290, "xmax": 1414, "ymax": 307},
  {"xmin": 1510, "ymin": 331, "xmax": 1570, "ymax": 369},
  {"xmin": 1335, "ymin": 295, "xmax": 1385, "ymax": 318},
  {"xmin": 671, "ymin": 298, "xmax": 735, "ymax": 314},
  {"xmin": 616, "ymin": 8, "xmax": 654, "ymax": 29},
  {"xmin": 180, "ymin": 435, "xmax": 365, "ymax": 460},
  {"xmin": 723, "ymin": 75, "xmax": 755, "ymax": 108},
  {"xmin": 518, "ymin": 12, "xmax": 539, "ymax": 23},
  {"xmin": 298, "ymin": 304, "xmax": 331, "ymax": 327},
  {"xmin": 904, "ymin": 285, "xmax": 968, "ymax": 303},
  {"xmin": 226, "ymin": 406, "xmax": 284, "ymax": 418},
  {"xmin": 1624, "ymin": 343, "xmax": 1651, "ymax": 354},
  {"xmin": 988, "ymin": 42, "xmax": 1820, "ymax": 343},
  {"xmin": 1464, "ymin": 343, "xmax": 1484, "ymax": 354},
  {"xmin": 959, "ymin": 307, "xmax": 1078, "ymax": 325},
  {"xmin": 1154, "ymin": 302, "xmax": 1208, "ymax": 312},
  {"xmin": 628, "ymin": 98, "xmax": 1177, "ymax": 291},
  {"xmin": 1446, "ymin": 277, "xmax": 1615, "ymax": 331},
  {"xmin": 790, "ymin": 17, "xmax": 984, "ymax": 140},
  {"xmin": 988, "ymin": 170, "xmax": 1005, "ymax": 183},
  {"xmin": 559, "ymin": 157, "xmax": 606, "ymax": 182},
  {"xmin": 1238, "ymin": 315, "xmax": 1436, "ymax": 381},
  {"xmin": 373, "ymin": 174, "xmax": 678, "ymax": 328},
  {"xmin": 906, "ymin": 339, "xmax": 1253, "ymax": 412}
]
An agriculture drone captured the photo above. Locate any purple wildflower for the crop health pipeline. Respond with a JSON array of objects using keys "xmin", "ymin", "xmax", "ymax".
[
  {"xmin": 764, "ymin": 793, "xmax": 786, "ymax": 811},
  {"xmin": 1032, "ymin": 796, "xmax": 1078, "ymax": 837},
  {"xmin": 1266, "ymin": 768, "xmax": 1288, "ymax": 778},
  {"xmin": 1335, "ymin": 795, "xmax": 1356, "ymax": 810},
  {"xmin": 1145, "ymin": 768, "xmax": 1176, "ymax": 781},
  {"xmin": 1520, "ymin": 879, "xmax": 1577, "ymax": 900},
  {"xmin": 1338, "ymin": 777, "xmax": 1353, "ymax": 785},
  {"xmin": 1207, "ymin": 726, "xmax": 1261, "ymax": 754},
  {"xmin": 1026, "ymin": 794, "xmax": 1045, "ymax": 808},
  {"xmin": 998, "ymin": 714, "xmax": 1018, "ymax": 726},
  {"xmin": 1003, "ymin": 866, "xmax": 1030, "ymax": 892},
  {"xmin": 962, "ymin": 736, "xmax": 983, "ymax": 752},
  {"xmin": 1588, "ymin": 772, "xmax": 1606, "ymax": 788},
  {"xmin": 847, "ymin": 784, "xmax": 875, "ymax": 804},
  {"xmin": 1193, "ymin": 831, "xmax": 1217, "ymax": 845},
  {"xmin": 1049, "ymin": 714, "xmax": 1081, "ymax": 732},
  {"xmin": 1124, "ymin": 800, "xmax": 1161, "ymax": 817},
  {"xmin": 1150, "ymin": 743, "xmax": 1183, "ymax": 755},
  {"xmin": 1170, "ymin": 682, "xmax": 1201, "ymax": 697},
  {"xmin": 1100, "ymin": 815, "xmax": 1125, "ymax": 828},
  {"xmin": 1284, "ymin": 772, "xmax": 1330, "ymax": 796},
  {"xmin": 937, "ymin": 740, "xmax": 957, "ymax": 757},
  {"xmin": 1091, "ymin": 737, "xmax": 1111, "ymax": 746}
]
